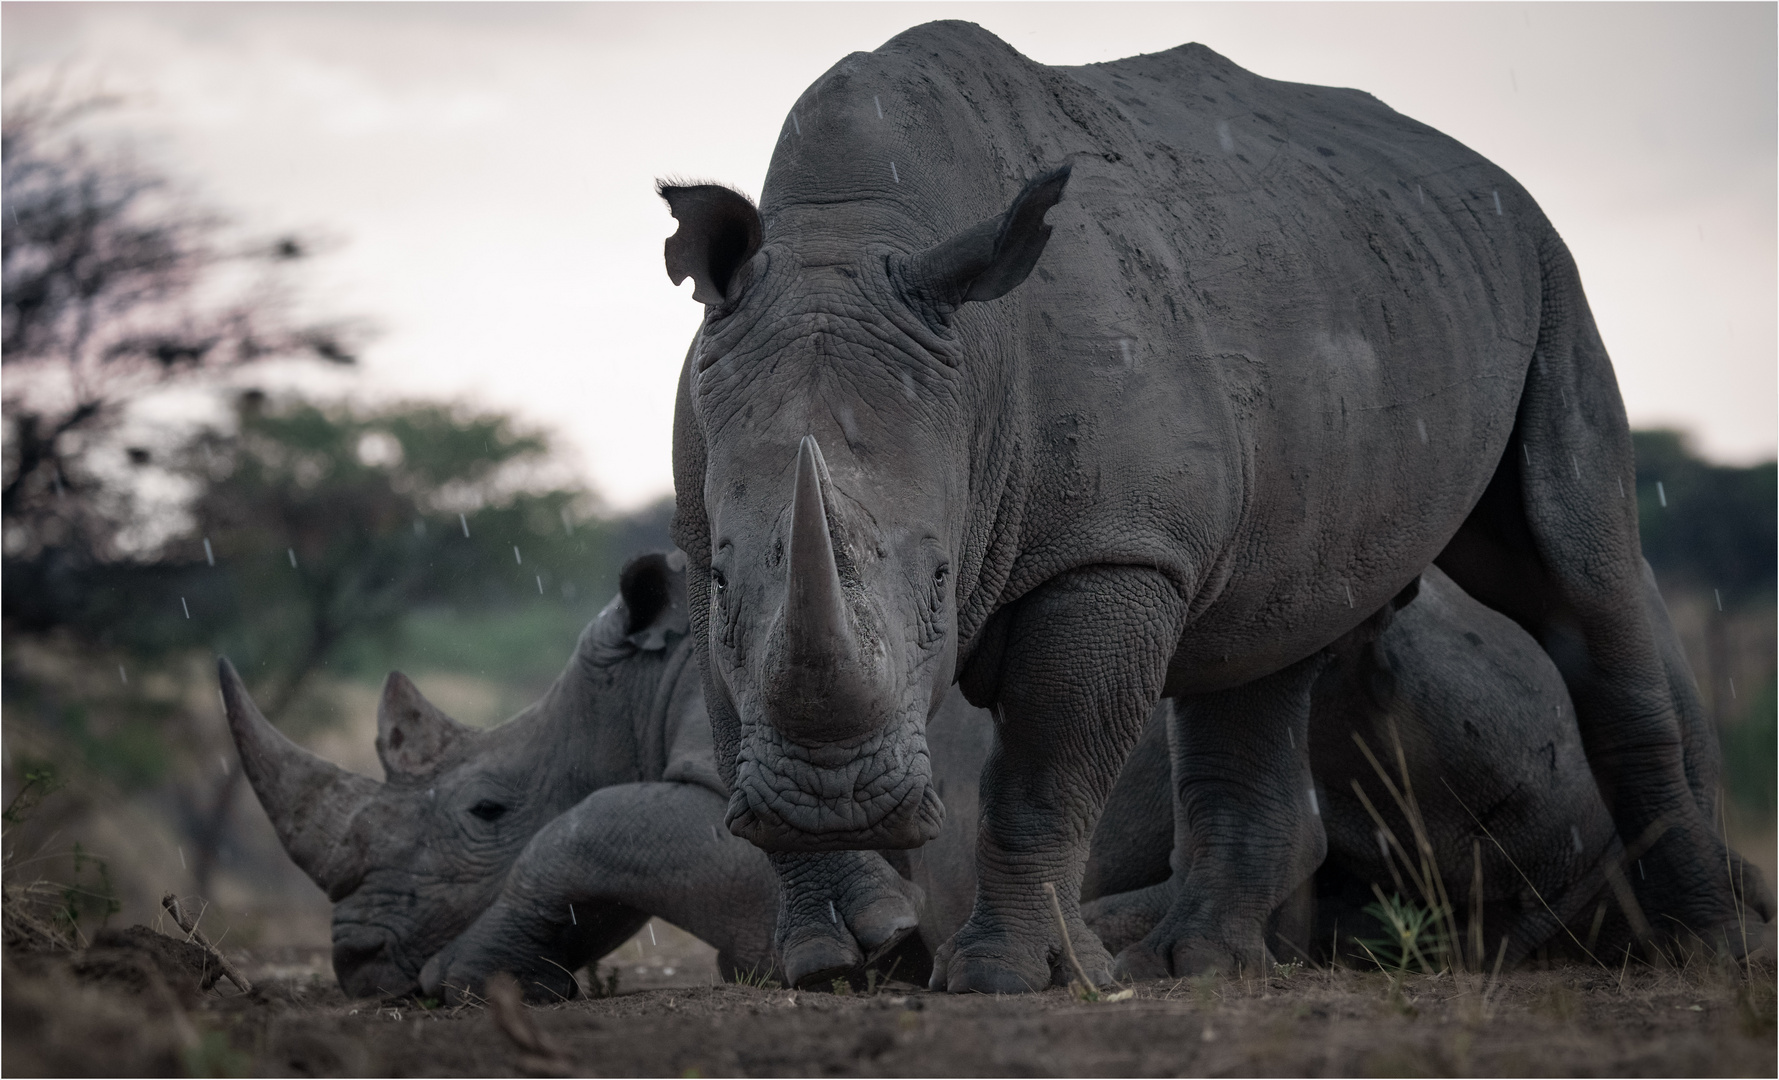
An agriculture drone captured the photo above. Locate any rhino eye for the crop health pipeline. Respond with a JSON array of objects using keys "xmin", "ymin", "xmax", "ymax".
[
  {"xmin": 711, "ymin": 569, "xmax": 727, "ymax": 594},
  {"xmin": 468, "ymin": 800, "xmax": 507, "ymax": 822}
]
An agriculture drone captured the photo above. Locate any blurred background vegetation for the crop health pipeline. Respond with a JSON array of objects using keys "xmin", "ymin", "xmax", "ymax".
[{"xmin": 2, "ymin": 86, "xmax": 1772, "ymax": 954}]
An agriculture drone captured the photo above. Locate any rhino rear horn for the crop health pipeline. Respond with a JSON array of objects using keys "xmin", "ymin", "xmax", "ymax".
[
  {"xmin": 377, "ymin": 673, "xmax": 474, "ymax": 781},
  {"xmin": 894, "ymin": 164, "xmax": 1071, "ymax": 321},
  {"xmin": 219, "ymin": 657, "xmax": 379, "ymax": 899}
]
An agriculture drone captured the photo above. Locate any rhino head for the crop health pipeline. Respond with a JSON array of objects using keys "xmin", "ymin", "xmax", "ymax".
[
  {"xmin": 663, "ymin": 143, "xmax": 1069, "ymax": 851},
  {"xmin": 222, "ymin": 553, "xmax": 691, "ymax": 997}
]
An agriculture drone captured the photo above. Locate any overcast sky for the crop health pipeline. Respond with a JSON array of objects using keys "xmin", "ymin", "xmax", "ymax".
[{"xmin": 6, "ymin": 2, "xmax": 1774, "ymax": 509}]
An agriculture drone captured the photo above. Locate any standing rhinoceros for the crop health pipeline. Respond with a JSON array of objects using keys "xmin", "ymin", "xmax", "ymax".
[{"xmin": 659, "ymin": 20, "xmax": 1746, "ymax": 991}]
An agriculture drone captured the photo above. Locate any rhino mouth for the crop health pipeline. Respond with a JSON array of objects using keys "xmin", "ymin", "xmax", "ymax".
[
  {"xmin": 332, "ymin": 922, "xmax": 420, "ymax": 998},
  {"xmin": 724, "ymin": 717, "xmax": 945, "ymax": 851}
]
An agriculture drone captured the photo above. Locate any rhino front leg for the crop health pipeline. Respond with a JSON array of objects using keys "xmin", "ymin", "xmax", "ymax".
[
  {"xmin": 1116, "ymin": 654, "xmax": 1328, "ymax": 979},
  {"xmin": 934, "ymin": 566, "xmax": 1186, "ymax": 994},
  {"xmin": 421, "ymin": 782, "xmax": 779, "ymax": 1003},
  {"xmin": 770, "ymin": 850, "xmax": 925, "ymax": 989}
]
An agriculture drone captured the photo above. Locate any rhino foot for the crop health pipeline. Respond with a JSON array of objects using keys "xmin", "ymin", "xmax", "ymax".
[
  {"xmin": 930, "ymin": 906, "xmax": 1115, "ymax": 994},
  {"xmin": 419, "ymin": 939, "xmax": 578, "ymax": 1006},
  {"xmin": 1113, "ymin": 913, "xmax": 1271, "ymax": 980},
  {"xmin": 770, "ymin": 851, "xmax": 923, "ymax": 989}
]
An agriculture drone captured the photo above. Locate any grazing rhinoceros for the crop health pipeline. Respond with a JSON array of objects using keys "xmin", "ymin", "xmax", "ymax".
[
  {"xmin": 658, "ymin": 20, "xmax": 1747, "ymax": 991},
  {"xmin": 228, "ymin": 551, "xmax": 1675, "ymax": 1001}
]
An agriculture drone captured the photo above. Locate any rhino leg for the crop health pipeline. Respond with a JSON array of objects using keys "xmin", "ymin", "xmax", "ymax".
[
  {"xmin": 770, "ymin": 851, "xmax": 924, "ymax": 989},
  {"xmin": 934, "ymin": 566, "xmax": 1184, "ymax": 994},
  {"xmin": 1640, "ymin": 560, "xmax": 1775, "ymax": 924},
  {"xmin": 1437, "ymin": 235, "xmax": 1744, "ymax": 953},
  {"xmin": 1114, "ymin": 654, "xmax": 1328, "ymax": 979},
  {"xmin": 421, "ymin": 782, "xmax": 778, "ymax": 1003}
]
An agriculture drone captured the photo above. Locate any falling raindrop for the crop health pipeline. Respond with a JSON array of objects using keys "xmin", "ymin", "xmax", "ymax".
[
  {"xmin": 1307, "ymin": 789, "xmax": 1320, "ymax": 816},
  {"xmin": 570, "ymin": 904, "xmax": 577, "ymax": 926},
  {"xmin": 890, "ymin": 161, "xmax": 900, "ymax": 184},
  {"xmin": 204, "ymin": 538, "xmax": 215, "ymax": 566},
  {"xmin": 791, "ymin": 113, "xmax": 801, "ymax": 135},
  {"xmin": 1571, "ymin": 454, "xmax": 1580, "ymax": 480},
  {"xmin": 178, "ymin": 846, "xmax": 187, "ymax": 870},
  {"xmin": 536, "ymin": 575, "xmax": 544, "ymax": 595},
  {"xmin": 1492, "ymin": 191, "xmax": 1503, "ymax": 216},
  {"xmin": 1343, "ymin": 582, "xmax": 1353, "ymax": 608},
  {"xmin": 1120, "ymin": 339, "xmax": 1134, "ymax": 368},
  {"xmin": 1416, "ymin": 419, "xmax": 1428, "ymax": 445},
  {"xmin": 182, "ymin": 597, "xmax": 191, "ymax": 619},
  {"xmin": 118, "ymin": 665, "xmax": 128, "ymax": 685},
  {"xmin": 1714, "ymin": 588, "xmax": 1723, "ymax": 612},
  {"xmin": 829, "ymin": 900, "xmax": 838, "ymax": 924},
  {"xmin": 288, "ymin": 548, "xmax": 298, "ymax": 569},
  {"xmin": 874, "ymin": 95, "xmax": 884, "ymax": 119},
  {"xmin": 649, "ymin": 923, "xmax": 658, "ymax": 946},
  {"xmin": 460, "ymin": 513, "xmax": 470, "ymax": 538},
  {"xmin": 1656, "ymin": 481, "xmax": 1667, "ymax": 507},
  {"xmin": 1571, "ymin": 825, "xmax": 1583, "ymax": 854}
]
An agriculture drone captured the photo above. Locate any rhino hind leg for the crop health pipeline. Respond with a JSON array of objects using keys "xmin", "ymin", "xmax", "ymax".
[
  {"xmin": 1435, "ymin": 232, "xmax": 1743, "ymax": 953},
  {"xmin": 1114, "ymin": 654, "xmax": 1328, "ymax": 979}
]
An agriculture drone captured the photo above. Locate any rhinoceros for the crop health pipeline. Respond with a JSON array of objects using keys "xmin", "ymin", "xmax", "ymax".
[
  {"xmin": 226, "ymin": 553, "xmax": 1666, "ymax": 1001},
  {"xmin": 222, "ymin": 552, "xmax": 931, "ymax": 997},
  {"xmin": 659, "ymin": 20, "xmax": 1748, "ymax": 990}
]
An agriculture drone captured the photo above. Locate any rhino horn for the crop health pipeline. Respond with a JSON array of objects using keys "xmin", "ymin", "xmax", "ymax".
[
  {"xmin": 219, "ymin": 657, "xmax": 379, "ymax": 899},
  {"xmin": 376, "ymin": 672, "xmax": 474, "ymax": 781},
  {"xmin": 784, "ymin": 435, "xmax": 856, "ymax": 668}
]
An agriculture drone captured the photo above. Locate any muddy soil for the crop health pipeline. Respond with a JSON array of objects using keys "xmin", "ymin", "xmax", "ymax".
[{"xmin": 4, "ymin": 924, "xmax": 1774, "ymax": 1078}]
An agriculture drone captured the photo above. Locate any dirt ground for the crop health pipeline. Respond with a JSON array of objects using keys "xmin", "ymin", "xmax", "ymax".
[{"xmin": 4, "ymin": 916, "xmax": 1774, "ymax": 1078}]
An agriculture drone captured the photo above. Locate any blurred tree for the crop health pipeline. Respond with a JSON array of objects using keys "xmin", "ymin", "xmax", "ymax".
[
  {"xmin": 1633, "ymin": 429, "xmax": 1777, "ymax": 602},
  {"xmin": 151, "ymin": 390, "xmax": 614, "ymax": 886},
  {"xmin": 1, "ymin": 85, "xmax": 359, "ymax": 596}
]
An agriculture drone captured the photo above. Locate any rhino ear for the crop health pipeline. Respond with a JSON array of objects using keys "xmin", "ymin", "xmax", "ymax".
[
  {"xmin": 659, "ymin": 182, "xmax": 763, "ymax": 305},
  {"xmin": 376, "ymin": 672, "xmax": 473, "ymax": 781},
  {"xmin": 617, "ymin": 550, "xmax": 690, "ymax": 651},
  {"xmin": 894, "ymin": 165, "xmax": 1071, "ymax": 323}
]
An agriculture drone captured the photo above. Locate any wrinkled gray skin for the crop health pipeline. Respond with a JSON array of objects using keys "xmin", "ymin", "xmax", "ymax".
[
  {"xmin": 662, "ymin": 21, "xmax": 1751, "ymax": 992},
  {"xmin": 406, "ymin": 569, "xmax": 1653, "ymax": 1002}
]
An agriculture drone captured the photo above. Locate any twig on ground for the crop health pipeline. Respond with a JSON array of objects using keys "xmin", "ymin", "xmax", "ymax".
[
  {"xmin": 160, "ymin": 892, "xmax": 250, "ymax": 993},
  {"xmin": 1043, "ymin": 882, "xmax": 1099, "ymax": 999},
  {"xmin": 485, "ymin": 972, "xmax": 577, "ymax": 1077}
]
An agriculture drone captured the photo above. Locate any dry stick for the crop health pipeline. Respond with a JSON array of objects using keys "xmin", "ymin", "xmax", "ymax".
[
  {"xmin": 1042, "ymin": 882, "xmax": 1098, "ymax": 998},
  {"xmin": 161, "ymin": 892, "xmax": 251, "ymax": 993}
]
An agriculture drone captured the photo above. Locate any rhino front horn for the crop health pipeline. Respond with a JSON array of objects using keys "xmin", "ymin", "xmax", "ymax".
[
  {"xmin": 785, "ymin": 436, "xmax": 853, "ymax": 667},
  {"xmin": 219, "ymin": 657, "xmax": 379, "ymax": 900},
  {"xmin": 766, "ymin": 435, "xmax": 879, "ymax": 742}
]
